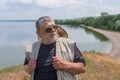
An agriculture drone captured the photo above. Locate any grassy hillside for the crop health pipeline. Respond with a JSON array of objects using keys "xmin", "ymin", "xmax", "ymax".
[
  {"xmin": 0, "ymin": 51, "xmax": 120, "ymax": 80},
  {"xmin": 0, "ymin": 65, "xmax": 30, "ymax": 80},
  {"xmin": 80, "ymin": 51, "xmax": 120, "ymax": 80}
]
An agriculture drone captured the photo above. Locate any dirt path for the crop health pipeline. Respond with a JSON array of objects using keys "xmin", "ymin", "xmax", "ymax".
[{"xmin": 88, "ymin": 27, "xmax": 120, "ymax": 60}]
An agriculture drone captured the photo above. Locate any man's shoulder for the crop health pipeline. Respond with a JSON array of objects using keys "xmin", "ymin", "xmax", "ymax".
[
  {"xmin": 57, "ymin": 37, "xmax": 76, "ymax": 44},
  {"xmin": 32, "ymin": 41, "xmax": 40, "ymax": 45},
  {"xmin": 26, "ymin": 41, "xmax": 40, "ymax": 48},
  {"xmin": 31, "ymin": 41, "xmax": 41, "ymax": 48}
]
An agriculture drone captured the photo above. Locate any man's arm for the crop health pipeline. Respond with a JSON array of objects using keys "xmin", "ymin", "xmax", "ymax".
[
  {"xmin": 62, "ymin": 61, "xmax": 86, "ymax": 74},
  {"xmin": 24, "ymin": 58, "xmax": 36, "ymax": 74},
  {"xmin": 53, "ymin": 56, "xmax": 86, "ymax": 74}
]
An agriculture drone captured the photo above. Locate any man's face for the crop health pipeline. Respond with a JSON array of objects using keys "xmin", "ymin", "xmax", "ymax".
[{"xmin": 37, "ymin": 20, "xmax": 58, "ymax": 44}]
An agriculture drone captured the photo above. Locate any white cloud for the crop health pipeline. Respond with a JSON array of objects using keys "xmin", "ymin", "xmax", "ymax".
[
  {"xmin": 0, "ymin": 0, "xmax": 6, "ymax": 5},
  {"xmin": 36, "ymin": 0, "xmax": 72, "ymax": 8},
  {"xmin": 10, "ymin": 0, "xmax": 33, "ymax": 4},
  {"xmin": 0, "ymin": 0, "xmax": 7, "ymax": 8},
  {"xmin": 0, "ymin": 0, "xmax": 120, "ymax": 19},
  {"xmin": 36, "ymin": 0, "xmax": 52, "ymax": 8},
  {"xmin": 35, "ymin": 0, "xmax": 88, "ymax": 8},
  {"xmin": 20, "ymin": 0, "xmax": 33, "ymax": 4}
]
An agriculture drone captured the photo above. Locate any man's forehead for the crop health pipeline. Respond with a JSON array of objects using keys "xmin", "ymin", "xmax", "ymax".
[{"xmin": 40, "ymin": 20, "xmax": 55, "ymax": 26}]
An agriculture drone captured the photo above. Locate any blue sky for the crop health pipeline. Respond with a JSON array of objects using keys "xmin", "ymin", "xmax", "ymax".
[{"xmin": 0, "ymin": 0, "xmax": 120, "ymax": 19}]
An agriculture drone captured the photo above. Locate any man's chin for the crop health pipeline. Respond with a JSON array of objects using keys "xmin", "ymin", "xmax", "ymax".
[
  {"xmin": 50, "ymin": 36, "xmax": 58, "ymax": 41},
  {"xmin": 51, "ymin": 34, "xmax": 58, "ymax": 38}
]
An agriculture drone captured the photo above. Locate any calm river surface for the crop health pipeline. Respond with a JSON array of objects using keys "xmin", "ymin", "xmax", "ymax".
[{"xmin": 0, "ymin": 21, "xmax": 112, "ymax": 69}]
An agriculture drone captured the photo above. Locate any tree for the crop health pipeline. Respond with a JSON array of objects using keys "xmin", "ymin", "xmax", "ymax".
[
  {"xmin": 84, "ymin": 17, "xmax": 94, "ymax": 26},
  {"xmin": 92, "ymin": 17, "xmax": 103, "ymax": 28},
  {"xmin": 114, "ymin": 20, "xmax": 120, "ymax": 30},
  {"xmin": 101, "ymin": 12, "xmax": 109, "ymax": 17}
]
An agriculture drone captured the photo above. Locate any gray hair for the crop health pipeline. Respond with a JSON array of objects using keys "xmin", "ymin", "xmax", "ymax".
[{"xmin": 36, "ymin": 16, "xmax": 54, "ymax": 30}]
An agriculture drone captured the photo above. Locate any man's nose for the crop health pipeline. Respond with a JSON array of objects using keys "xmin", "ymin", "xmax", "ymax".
[{"xmin": 52, "ymin": 27, "xmax": 56, "ymax": 31}]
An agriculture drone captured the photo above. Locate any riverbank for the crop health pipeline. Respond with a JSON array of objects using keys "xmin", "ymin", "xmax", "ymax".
[
  {"xmin": 87, "ymin": 27, "xmax": 120, "ymax": 60},
  {"xmin": 0, "ymin": 52, "xmax": 120, "ymax": 80}
]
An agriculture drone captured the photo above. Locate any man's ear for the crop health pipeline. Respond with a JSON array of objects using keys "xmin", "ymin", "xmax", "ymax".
[
  {"xmin": 36, "ymin": 30, "xmax": 41, "ymax": 40},
  {"xmin": 36, "ymin": 30, "xmax": 39, "ymax": 35}
]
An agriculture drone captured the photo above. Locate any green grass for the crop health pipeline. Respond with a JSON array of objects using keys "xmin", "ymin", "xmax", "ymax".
[{"xmin": 84, "ymin": 27, "xmax": 108, "ymax": 41}]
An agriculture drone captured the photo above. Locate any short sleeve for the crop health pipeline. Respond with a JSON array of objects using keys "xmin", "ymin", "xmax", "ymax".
[{"xmin": 74, "ymin": 46, "xmax": 86, "ymax": 66}]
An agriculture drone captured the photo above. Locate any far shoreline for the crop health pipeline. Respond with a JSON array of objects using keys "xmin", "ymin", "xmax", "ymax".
[{"xmin": 87, "ymin": 27, "xmax": 120, "ymax": 60}]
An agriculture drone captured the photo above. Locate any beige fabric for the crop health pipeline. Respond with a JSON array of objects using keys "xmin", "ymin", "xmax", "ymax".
[
  {"xmin": 25, "ymin": 41, "xmax": 41, "ymax": 80},
  {"xmin": 56, "ymin": 38, "xmax": 78, "ymax": 80},
  {"xmin": 25, "ymin": 38, "xmax": 78, "ymax": 80}
]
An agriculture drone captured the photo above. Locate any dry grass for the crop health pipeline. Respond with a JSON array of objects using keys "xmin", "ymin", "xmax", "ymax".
[
  {"xmin": 79, "ymin": 51, "xmax": 120, "ymax": 80},
  {"xmin": 0, "ymin": 52, "xmax": 120, "ymax": 80},
  {"xmin": 0, "ymin": 65, "xmax": 29, "ymax": 80}
]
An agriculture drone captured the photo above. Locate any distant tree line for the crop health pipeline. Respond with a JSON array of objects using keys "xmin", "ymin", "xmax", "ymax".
[{"xmin": 55, "ymin": 12, "xmax": 120, "ymax": 31}]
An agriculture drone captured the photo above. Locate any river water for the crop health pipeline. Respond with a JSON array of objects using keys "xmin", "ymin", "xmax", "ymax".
[{"xmin": 0, "ymin": 22, "xmax": 112, "ymax": 69}]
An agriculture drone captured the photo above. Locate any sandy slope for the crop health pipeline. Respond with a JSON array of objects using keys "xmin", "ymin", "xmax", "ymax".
[{"xmin": 88, "ymin": 27, "xmax": 120, "ymax": 60}]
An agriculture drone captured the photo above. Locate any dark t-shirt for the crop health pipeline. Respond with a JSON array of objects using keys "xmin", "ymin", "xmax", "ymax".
[{"xmin": 24, "ymin": 42, "xmax": 85, "ymax": 80}]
